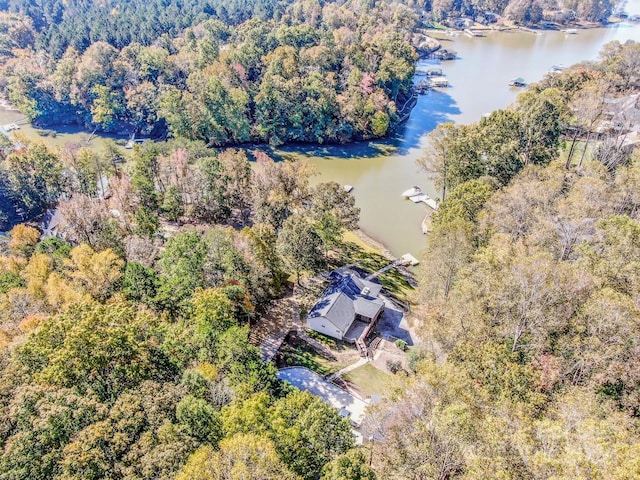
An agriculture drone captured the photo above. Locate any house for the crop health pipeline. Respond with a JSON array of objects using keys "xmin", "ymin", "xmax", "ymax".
[
  {"xmin": 307, "ymin": 270, "xmax": 384, "ymax": 342},
  {"xmin": 454, "ymin": 17, "xmax": 474, "ymax": 28}
]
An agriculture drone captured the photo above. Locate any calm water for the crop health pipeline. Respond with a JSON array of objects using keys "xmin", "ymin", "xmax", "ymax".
[
  {"xmin": 2, "ymin": 11, "xmax": 640, "ymax": 255},
  {"xmin": 277, "ymin": 14, "xmax": 640, "ymax": 257}
]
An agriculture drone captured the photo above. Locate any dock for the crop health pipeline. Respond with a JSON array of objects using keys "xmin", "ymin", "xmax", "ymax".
[
  {"xmin": 415, "ymin": 79, "xmax": 431, "ymax": 94},
  {"xmin": 464, "ymin": 29, "xmax": 483, "ymax": 37},
  {"xmin": 409, "ymin": 193, "xmax": 439, "ymax": 210},
  {"xmin": 0, "ymin": 123, "xmax": 21, "ymax": 135},
  {"xmin": 430, "ymin": 49, "xmax": 457, "ymax": 61},
  {"xmin": 429, "ymin": 77, "xmax": 449, "ymax": 88},
  {"xmin": 421, "ymin": 209, "xmax": 434, "ymax": 234},
  {"xmin": 402, "ymin": 186, "xmax": 439, "ymax": 234},
  {"xmin": 400, "ymin": 253, "xmax": 420, "ymax": 266}
]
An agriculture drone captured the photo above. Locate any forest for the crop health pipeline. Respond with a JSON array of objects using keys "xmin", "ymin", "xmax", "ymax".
[
  {"xmin": 0, "ymin": 0, "xmax": 620, "ymax": 146},
  {"xmin": 0, "ymin": 1, "xmax": 419, "ymax": 145},
  {"xmin": 0, "ymin": 140, "xmax": 369, "ymax": 478},
  {"xmin": 0, "ymin": 0, "xmax": 639, "ymax": 478},
  {"xmin": 367, "ymin": 39, "xmax": 640, "ymax": 478},
  {"xmin": 1, "ymin": 35, "xmax": 639, "ymax": 479}
]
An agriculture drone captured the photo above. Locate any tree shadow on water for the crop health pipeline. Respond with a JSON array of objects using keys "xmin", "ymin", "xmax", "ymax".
[
  {"xmin": 251, "ymin": 89, "xmax": 461, "ymax": 162},
  {"xmin": 388, "ymin": 89, "xmax": 461, "ymax": 155}
]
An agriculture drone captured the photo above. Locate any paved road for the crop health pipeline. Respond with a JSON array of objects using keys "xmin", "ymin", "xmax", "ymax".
[{"xmin": 278, "ymin": 367, "xmax": 369, "ymax": 426}]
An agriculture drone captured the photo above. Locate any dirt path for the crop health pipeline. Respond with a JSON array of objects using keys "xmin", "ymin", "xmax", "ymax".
[{"xmin": 250, "ymin": 292, "xmax": 301, "ymax": 362}]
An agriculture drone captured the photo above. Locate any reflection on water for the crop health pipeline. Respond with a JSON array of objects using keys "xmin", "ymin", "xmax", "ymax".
[
  {"xmin": 1, "ymin": 14, "xmax": 639, "ymax": 256},
  {"xmin": 286, "ymin": 19, "xmax": 640, "ymax": 258},
  {"xmin": 390, "ymin": 88, "xmax": 461, "ymax": 154},
  {"xmin": 0, "ymin": 108, "xmax": 127, "ymax": 152}
]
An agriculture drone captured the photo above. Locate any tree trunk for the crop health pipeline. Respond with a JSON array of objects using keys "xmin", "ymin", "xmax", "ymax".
[
  {"xmin": 578, "ymin": 131, "xmax": 591, "ymax": 169},
  {"xmin": 512, "ymin": 322, "xmax": 524, "ymax": 353},
  {"xmin": 441, "ymin": 159, "xmax": 447, "ymax": 202},
  {"xmin": 565, "ymin": 129, "xmax": 580, "ymax": 169},
  {"xmin": 86, "ymin": 125, "xmax": 99, "ymax": 145},
  {"xmin": 443, "ymin": 265, "xmax": 454, "ymax": 300}
]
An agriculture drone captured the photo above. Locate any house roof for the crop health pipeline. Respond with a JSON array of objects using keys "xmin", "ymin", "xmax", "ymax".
[
  {"xmin": 353, "ymin": 296, "xmax": 384, "ymax": 318},
  {"xmin": 308, "ymin": 270, "xmax": 384, "ymax": 332}
]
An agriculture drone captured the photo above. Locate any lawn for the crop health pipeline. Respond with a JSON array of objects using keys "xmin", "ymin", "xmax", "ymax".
[
  {"xmin": 558, "ymin": 138, "xmax": 598, "ymax": 167},
  {"xmin": 336, "ymin": 235, "xmax": 415, "ymax": 303},
  {"xmin": 276, "ymin": 333, "xmax": 350, "ymax": 376},
  {"xmin": 342, "ymin": 363, "xmax": 393, "ymax": 397}
]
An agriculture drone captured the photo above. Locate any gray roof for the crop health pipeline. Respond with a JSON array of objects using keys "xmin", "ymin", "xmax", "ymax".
[
  {"xmin": 308, "ymin": 270, "xmax": 384, "ymax": 332},
  {"xmin": 353, "ymin": 296, "xmax": 384, "ymax": 319}
]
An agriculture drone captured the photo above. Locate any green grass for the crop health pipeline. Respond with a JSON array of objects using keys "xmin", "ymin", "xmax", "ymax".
[
  {"xmin": 335, "ymin": 239, "xmax": 415, "ymax": 302},
  {"xmin": 278, "ymin": 339, "xmax": 348, "ymax": 376},
  {"xmin": 559, "ymin": 139, "xmax": 598, "ymax": 167},
  {"xmin": 342, "ymin": 363, "xmax": 393, "ymax": 397},
  {"xmin": 305, "ymin": 329, "xmax": 340, "ymax": 350}
]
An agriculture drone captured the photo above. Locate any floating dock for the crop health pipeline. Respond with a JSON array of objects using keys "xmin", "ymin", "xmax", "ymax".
[
  {"xmin": 400, "ymin": 253, "xmax": 420, "ymax": 266},
  {"xmin": 402, "ymin": 186, "xmax": 439, "ymax": 233},
  {"xmin": 464, "ymin": 29, "xmax": 483, "ymax": 37},
  {"xmin": 430, "ymin": 77, "xmax": 450, "ymax": 88},
  {"xmin": 409, "ymin": 193, "xmax": 439, "ymax": 210}
]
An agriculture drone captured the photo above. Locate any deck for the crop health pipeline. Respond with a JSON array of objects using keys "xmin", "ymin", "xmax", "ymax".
[{"xmin": 409, "ymin": 193, "xmax": 439, "ymax": 210}]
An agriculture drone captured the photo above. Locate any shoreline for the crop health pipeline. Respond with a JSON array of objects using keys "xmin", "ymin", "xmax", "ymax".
[{"xmin": 351, "ymin": 229, "xmax": 397, "ymax": 261}]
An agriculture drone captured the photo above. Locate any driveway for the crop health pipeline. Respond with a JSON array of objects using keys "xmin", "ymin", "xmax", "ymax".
[
  {"xmin": 277, "ymin": 367, "xmax": 369, "ymax": 426},
  {"xmin": 376, "ymin": 297, "xmax": 416, "ymax": 345}
]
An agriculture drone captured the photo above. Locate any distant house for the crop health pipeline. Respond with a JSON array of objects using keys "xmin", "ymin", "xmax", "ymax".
[
  {"xmin": 602, "ymin": 94, "xmax": 640, "ymax": 134},
  {"xmin": 544, "ymin": 9, "xmax": 575, "ymax": 23},
  {"xmin": 307, "ymin": 270, "xmax": 384, "ymax": 342},
  {"xmin": 454, "ymin": 17, "xmax": 474, "ymax": 28}
]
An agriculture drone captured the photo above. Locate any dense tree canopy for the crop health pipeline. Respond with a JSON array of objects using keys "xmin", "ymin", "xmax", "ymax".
[
  {"xmin": 0, "ymin": 5, "xmax": 637, "ymax": 480},
  {"xmin": 0, "ymin": 1, "xmax": 419, "ymax": 145},
  {"xmin": 388, "ymin": 40, "xmax": 640, "ymax": 480}
]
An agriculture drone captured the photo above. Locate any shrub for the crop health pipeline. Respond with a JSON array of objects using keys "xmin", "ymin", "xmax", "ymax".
[
  {"xmin": 394, "ymin": 339, "xmax": 408, "ymax": 351},
  {"xmin": 386, "ymin": 359, "xmax": 403, "ymax": 374}
]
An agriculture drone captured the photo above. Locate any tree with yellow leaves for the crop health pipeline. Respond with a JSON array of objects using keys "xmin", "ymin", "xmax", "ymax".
[
  {"xmin": 177, "ymin": 434, "xmax": 301, "ymax": 480},
  {"xmin": 8, "ymin": 224, "xmax": 40, "ymax": 257},
  {"xmin": 65, "ymin": 244, "xmax": 124, "ymax": 301}
]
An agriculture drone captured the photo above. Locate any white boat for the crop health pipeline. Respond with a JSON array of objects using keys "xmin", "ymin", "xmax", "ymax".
[
  {"xmin": 563, "ymin": 28, "xmax": 577, "ymax": 34},
  {"xmin": 343, "ymin": 184, "xmax": 354, "ymax": 193},
  {"xmin": 401, "ymin": 186, "xmax": 422, "ymax": 198}
]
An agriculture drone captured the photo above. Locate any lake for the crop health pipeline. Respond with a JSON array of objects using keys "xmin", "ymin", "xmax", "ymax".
[
  {"xmin": 277, "ymin": 13, "xmax": 640, "ymax": 258},
  {"xmin": 2, "ymin": 10, "xmax": 640, "ymax": 255}
]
